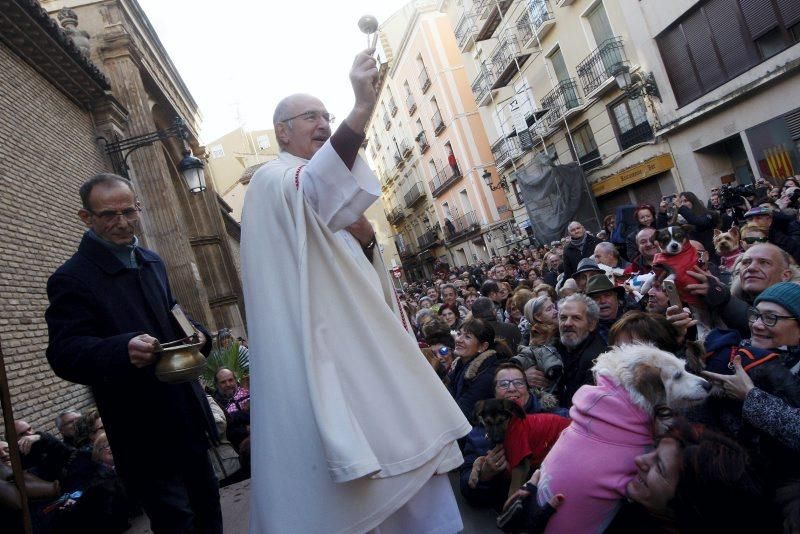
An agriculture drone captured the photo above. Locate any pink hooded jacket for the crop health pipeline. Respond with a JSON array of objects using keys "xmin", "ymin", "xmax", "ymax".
[{"xmin": 536, "ymin": 375, "xmax": 653, "ymax": 533}]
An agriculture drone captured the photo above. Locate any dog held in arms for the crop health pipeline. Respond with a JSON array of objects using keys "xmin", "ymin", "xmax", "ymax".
[
  {"xmin": 534, "ymin": 344, "xmax": 711, "ymax": 533},
  {"xmin": 469, "ymin": 400, "xmax": 570, "ymax": 496}
]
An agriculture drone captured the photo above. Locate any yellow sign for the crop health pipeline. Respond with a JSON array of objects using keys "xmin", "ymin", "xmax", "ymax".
[{"xmin": 592, "ymin": 154, "xmax": 674, "ymax": 196}]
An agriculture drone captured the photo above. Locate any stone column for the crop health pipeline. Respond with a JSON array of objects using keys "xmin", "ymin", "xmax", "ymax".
[{"xmin": 95, "ymin": 30, "xmax": 215, "ymax": 328}]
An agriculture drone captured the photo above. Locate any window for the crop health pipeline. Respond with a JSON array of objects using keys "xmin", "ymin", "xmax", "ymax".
[
  {"xmin": 657, "ymin": 0, "xmax": 800, "ymax": 106},
  {"xmin": 609, "ymin": 97, "xmax": 653, "ymax": 151},
  {"xmin": 210, "ymin": 145, "xmax": 225, "ymax": 159},
  {"xmin": 569, "ymin": 122, "xmax": 601, "ymax": 170},
  {"xmin": 256, "ymin": 135, "xmax": 271, "ymax": 150}
]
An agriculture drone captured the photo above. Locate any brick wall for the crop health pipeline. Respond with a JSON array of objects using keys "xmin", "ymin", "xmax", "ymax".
[{"xmin": 0, "ymin": 43, "xmax": 111, "ymax": 435}]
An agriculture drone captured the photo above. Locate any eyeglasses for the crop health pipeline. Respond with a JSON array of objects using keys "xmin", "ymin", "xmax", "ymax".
[
  {"xmin": 87, "ymin": 205, "xmax": 141, "ymax": 223},
  {"xmin": 495, "ymin": 379, "xmax": 527, "ymax": 390},
  {"xmin": 747, "ymin": 307, "xmax": 798, "ymax": 327},
  {"xmin": 742, "ymin": 237, "xmax": 769, "ymax": 244},
  {"xmin": 279, "ymin": 110, "xmax": 336, "ymax": 125}
]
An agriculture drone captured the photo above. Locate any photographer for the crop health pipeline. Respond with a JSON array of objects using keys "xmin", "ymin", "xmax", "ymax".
[{"xmin": 744, "ymin": 205, "xmax": 800, "ymax": 264}]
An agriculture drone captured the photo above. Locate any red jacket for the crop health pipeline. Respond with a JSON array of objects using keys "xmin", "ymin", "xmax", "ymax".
[{"xmin": 653, "ymin": 243, "xmax": 700, "ymax": 305}]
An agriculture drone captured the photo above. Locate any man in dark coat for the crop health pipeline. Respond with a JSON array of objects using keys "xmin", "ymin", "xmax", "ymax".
[
  {"xmin": 562, "ymin": 221, "xmax": 600, "ymax": 280},
  {"xmin": 45, "ymin": 174, "xmax": 221, "ymax": 534}
]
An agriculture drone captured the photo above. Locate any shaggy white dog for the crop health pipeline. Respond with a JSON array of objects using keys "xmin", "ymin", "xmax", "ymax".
[{"xmin": 535, "ymin": 343, "xmax": 711, "ymax": 533}]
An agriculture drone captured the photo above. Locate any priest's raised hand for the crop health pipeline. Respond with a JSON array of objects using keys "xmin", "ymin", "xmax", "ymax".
[{"xmin": 345, "ymin": 48, "xmax": 379, "ymax": 133}]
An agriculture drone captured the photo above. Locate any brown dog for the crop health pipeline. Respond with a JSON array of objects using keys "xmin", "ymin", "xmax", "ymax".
[
  {"xmin": 713, "ymin": 226, "xmax": 741, "ymax": 273},
  {"xmin": 472, "ymin": 399, "xmax": 569, "ymax": 498}
]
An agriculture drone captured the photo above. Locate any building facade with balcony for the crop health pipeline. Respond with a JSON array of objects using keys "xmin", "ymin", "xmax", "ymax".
[
  {"xmin": 440, "ymin": 0, "xmax": 683, "ymax": 236},
  {"xmin": 366, "ymin": 0, "xmax": 510, "ymax": 279},
  {"xmin": 618, "ymin": 0, "xmax": 800, "ymax": 198}
]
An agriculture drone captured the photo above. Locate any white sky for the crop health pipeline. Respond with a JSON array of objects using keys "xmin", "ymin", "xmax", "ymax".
[{"xmin": 137, "ymin": 0, "xmax": 406, "ymax": 143}]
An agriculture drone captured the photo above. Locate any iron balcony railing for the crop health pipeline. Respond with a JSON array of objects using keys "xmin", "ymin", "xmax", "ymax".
[
  {"xmin": 527, "ymin": 0, "xmax": 554, "ymax": 34},
  {"xmin": 517, "ymin": 11, "xmax": 533, "ymax": 44},
  {"xmin": 488, "ymin": 31, "xmax": 528, "ymax": 88},
  {"xmin": 432, "ymin": 110, "xmax": 445, "ymax": 135},
  {"xmin": 393, "ymin": 151, "xmax": 404, "ymax": 170},
  {"xmin": 399, "ymin": 138, "xmax": 413, "ymax": 159},
  {"xmin": 404, "ymin": 181, "xmax": 425, "ymax": 208},
  {"xmin": 419, "ymin": 68, "xmax": 431, "ymax": 93},
  {"xmin": 541, "ymin": 78, "xmax": 582, "ymax": 129},
  {"xmin": 576, "ymin": 37, "xmax": 627, "ymax": 96},
  {"xmin": 455, "ymin": 12, "xmax": 477, "ymax": 50},
  {"xmin": 389, "ymin": 97, "xmax": 398, "ymax": 116},
  {"xmin": 491, "ymin": 136, "xmax": 523, "ymax": 168},
  {"xmin": 383, "ymin": 113, "xmax": 391, "ymax": 130},
  {"xmin": 471, "ymin": 64, "xmax": 496, "ymax": 105},
  {"xmin": 386, "ymin": 206, "xmax": 406, "ymax": 224},
  {"xmin": 416, "ymin": 131, "xmax": 429, "ymax": 153},
  {"xmin": 406, "ymin": 93, "xmax": 417, "ymax": 115},
  {"xmin": 447, "ymin": 211, "xmax": 480, "ymax": 241},
  {"xmin": 429, "ymin": 164, "xmax": 462, "ymax": 198},
  {"xmin": 618, "ymin": 121, "xmax": 654, "ymax": 151},
  {"xmin": 578, "ymin": 148, "xmax": 602, "ymax": 172},
  {"xmin": 417, "ymin": 229, "xmax": 439, "ymax": 249}
]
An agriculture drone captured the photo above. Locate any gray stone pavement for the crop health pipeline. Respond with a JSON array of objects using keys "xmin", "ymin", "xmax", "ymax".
[{"xmin": 126, "ymin": 474, "xmax": 497, "ymax": 533}]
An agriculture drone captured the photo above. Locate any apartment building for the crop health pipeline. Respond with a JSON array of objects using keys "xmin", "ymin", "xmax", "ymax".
[
  {"xmin": 440, "ymin": 0, "xmax": 682, "ymax": 231},
  {"xmin": 367, "ymin": 1, "xmax": 512, "ymax": 280},
  {"xmin": 619, "ymin": 0, "xmax": 800, "ymax": 196}
]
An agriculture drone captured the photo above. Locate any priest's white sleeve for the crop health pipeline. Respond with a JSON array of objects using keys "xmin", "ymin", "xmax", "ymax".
[{"xmin": 300, "ymin": 141, "xmax": 380, "ymax": 232}]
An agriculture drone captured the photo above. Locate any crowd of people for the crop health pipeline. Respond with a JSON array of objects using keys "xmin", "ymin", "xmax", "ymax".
[
  {"xmin": 0, "ymin": 349, "xmax": 251, "ymax": 532},
  {"xmin": 398, "ymin": 181, "xmax": 800, "ymax": 531}
]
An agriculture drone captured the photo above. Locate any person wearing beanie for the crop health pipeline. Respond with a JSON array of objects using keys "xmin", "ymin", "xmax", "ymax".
[{"xmin": 702, "ymin": 281, "xmax": 800, "ymax": 497}]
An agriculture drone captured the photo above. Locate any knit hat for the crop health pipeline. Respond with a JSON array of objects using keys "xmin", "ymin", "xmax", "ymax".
[
  {"xmin": 754, "ymin": 282, "xmax": 800, "ymax": 321},
  {"xmin": 574, "ymin": 257, "xmax": 603, "ymax": 276}
]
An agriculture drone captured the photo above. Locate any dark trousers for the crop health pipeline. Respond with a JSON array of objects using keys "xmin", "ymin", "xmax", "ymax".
[{"xmin": 127, "ymin": 449, "xmax": 222, "ymax": 534}]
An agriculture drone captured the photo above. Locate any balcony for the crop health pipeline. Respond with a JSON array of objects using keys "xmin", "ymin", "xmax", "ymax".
[
  {"xmin": 541, "ymin": 78, "xmax": 583, "ymax": 130},
  {"xmin": 389, "ymin": 97, "xmax": 398, "ymax": 116},
  {"xmin": 578, "ymin": 148, "xmax": 602, "ymax": 172},
  {"xmin": 555, "ymin": 0, "xmax": 574, "ymax": 6},
  {"xmin": 489, "ymin": 31, "xmax": 532, "ymax": 90},
  {"xmin": 416, "ymin": 131, "xmax": 430, "ymax": 153},
  {"xmin": 406, "ymin": 93, "xmax": 417, "ymax": 115},
  {"xmin": 429, "ymin": 165, "xmax": 463, "ymax": 198},
  {"xmin": 524, "ymin": 0, "xmax": 555, "ymax": 44},
  {"xmin": 491, "ymin": 136, "xmax": 523, "ymax": 168},
  {"xmin": 383, "ymin": 113, "xmax": 391, "ymax": 131},
  {"xmin": 474, "ymin": 0, "xmax": 513, "ymax": 42},
  {"xmin": 472, "ymin": 64, "xmax": 496, "ymax": 107},
  {"xmin": 432, "ymin": 110, "xmax": 446, "ymax": 136},
  {"xmin": 399, "ymin": 138, "xmax": 413, "ymax": 160},
  {"xmin": 577, "ymin": 37, "xmax": 627, "ymax": 98},
  {"xmin": 374, "ymin": 137, "xmax": 382, "ymax": 150},
  {"xmin": 386, "ymin": 206, "xmax": 407, "ymax": 225},
  {"xmin": 399, "ymin": 241, "xmax": 417, "ymax": 259},
  {"xmin": 455, "ymin": 12, "xmax": 477, "ymax": 51},
  {"xmin": 446, "ymin": 211, "xmax": 481, "ymax": 242},
  {"xmin": 394, "ymin": 152, "xmax": 405, "ymax": 171},
  {"xmin": 618, "ymin": 121, "xmax": 654, "ymax": 151},
  {"xmin": 404, "ymin": 181, "xmax": 426, "ymax": 208},
  {"xmin": 417, "ymin": 229, "xmax": 440, "ymax": 250},
  {"xmin": 419, "ymin": 68, "xmax": 431, "ymax": 94}
]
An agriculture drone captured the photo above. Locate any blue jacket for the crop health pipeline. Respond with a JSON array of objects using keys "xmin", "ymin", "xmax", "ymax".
[{"xmin": 45, "ymin": 234, "xmax": 215, "ymax": 481}]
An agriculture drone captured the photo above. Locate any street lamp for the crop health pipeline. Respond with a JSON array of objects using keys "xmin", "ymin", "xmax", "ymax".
[
  {"xmin": 482, "ymin": 169, "xmax": 508, "ymax": 192},
  {"xmin": 610, "ymin": 64, "xmax": 661, "ymax": 102},
  {"xmin": 103, "ymin": 117, "xmax": 207, "ymax": 193}
]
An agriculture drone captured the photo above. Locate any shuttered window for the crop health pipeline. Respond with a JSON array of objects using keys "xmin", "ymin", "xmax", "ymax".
[
  {"xmin": 739, "ymin": 0, "xmax": 779, "ymax": 38},
  {"xmin": 776, "ymin": 0, "xmax": 800, "ymax": 27},
  {"xmin": 656, "ymin": 0, "xmax": 794, "ymax": 107}
]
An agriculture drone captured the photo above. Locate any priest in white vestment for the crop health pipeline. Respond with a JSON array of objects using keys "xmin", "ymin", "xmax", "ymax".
[{"xmin": 241, "ymin": 50, "xmax": 471, "ymax": 533}]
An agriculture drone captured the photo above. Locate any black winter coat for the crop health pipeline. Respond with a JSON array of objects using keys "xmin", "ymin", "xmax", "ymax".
[
  {"xmin": 45, "ymin": 234, "xmax": 216, "ymax": 482},
  {"xmin": 563, "ymin": 233, "xmax": 600, "ymax": 280}
]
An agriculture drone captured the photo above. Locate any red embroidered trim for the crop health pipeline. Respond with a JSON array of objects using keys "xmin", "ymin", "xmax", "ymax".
[
  {"xmin": 294, "ymin": 165, "xmax": 305, "ymax": 190},
  {"xmin": 393, "ymin": 286, "xmax": 409, "ymax": 333}
]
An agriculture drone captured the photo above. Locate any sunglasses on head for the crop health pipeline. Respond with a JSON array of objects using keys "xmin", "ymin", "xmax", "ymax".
[{"xmin": 742, "ymin": 237, "xmax": 768, "ymax": 244}]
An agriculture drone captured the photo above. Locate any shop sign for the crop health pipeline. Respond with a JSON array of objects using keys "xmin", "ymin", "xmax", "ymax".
[{"xmin": 591, "ymin": 153, "xmax": 674, "ymax": 196}]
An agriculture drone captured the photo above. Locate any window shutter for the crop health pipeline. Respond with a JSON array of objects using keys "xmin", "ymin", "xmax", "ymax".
[
  {"xmin": 706, "ymin": 0, "xmax": 760, "ymax": 78},
  {"xmin": 683, "ymin": 9, "xmax": 727, "ymax": 90},
  {"xmin": 657, "ymin": 25, "xmax": 703, "ymax": 106},
  {"xmin": 738, "ymin": 0, "xmax": 779, "ymax": 39},
  {"xmin": 776, "ymin": 0, "xmax": 800, "ymax": 27}
]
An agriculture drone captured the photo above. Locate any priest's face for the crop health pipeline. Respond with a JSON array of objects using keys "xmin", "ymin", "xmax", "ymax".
[{"xmin": 276, "ymin": 95, "xmax": 332, "ymax": 160}]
